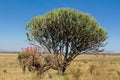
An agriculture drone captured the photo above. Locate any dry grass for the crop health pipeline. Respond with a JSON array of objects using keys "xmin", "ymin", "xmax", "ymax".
[{"xmin": 0, "ymin": 53, "xmax": 120, "ymax": 80}]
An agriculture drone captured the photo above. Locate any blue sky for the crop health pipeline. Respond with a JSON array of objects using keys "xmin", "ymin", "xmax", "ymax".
[{"xmin": 0, "ymin": 0, "xmax": 120, "ymax": 52}]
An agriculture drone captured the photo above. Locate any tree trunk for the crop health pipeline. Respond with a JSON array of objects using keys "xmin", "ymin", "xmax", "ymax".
[{"xmin": 58, "ymin": 62, "xmax": 67, "ymax": 75}]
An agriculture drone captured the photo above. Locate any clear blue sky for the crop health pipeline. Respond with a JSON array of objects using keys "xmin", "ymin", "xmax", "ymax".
[{"xmin": 0, "ymin": 0, "xmax": 120, "ymax": 52}]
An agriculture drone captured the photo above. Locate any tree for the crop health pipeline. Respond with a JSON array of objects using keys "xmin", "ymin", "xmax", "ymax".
[{"xmin": 26, "ymin": 8, "xmax": 108, "ymax": 74}]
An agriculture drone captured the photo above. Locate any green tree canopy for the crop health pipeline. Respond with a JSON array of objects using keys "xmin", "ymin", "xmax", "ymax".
[{"xmin": 26, "ymin": 8, "xmax": 108, "ymax": 73}]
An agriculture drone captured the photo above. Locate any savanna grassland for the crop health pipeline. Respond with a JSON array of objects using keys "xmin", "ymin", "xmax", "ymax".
[{"xmin": 0, "ymin": 53, "xmax": 120, "ymax": 80}]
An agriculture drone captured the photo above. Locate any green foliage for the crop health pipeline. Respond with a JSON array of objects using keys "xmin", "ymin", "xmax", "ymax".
[
  {"xmin": 18, "ymin": 52, "xmax": 29, "ymax": 60},
  {"xmin": 26, "ymin": 8, "xmax": 107, "ymax": 54},
  {"xmin": 26, "ymin": 8, "xmax": 108, "ymax": 73}
]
